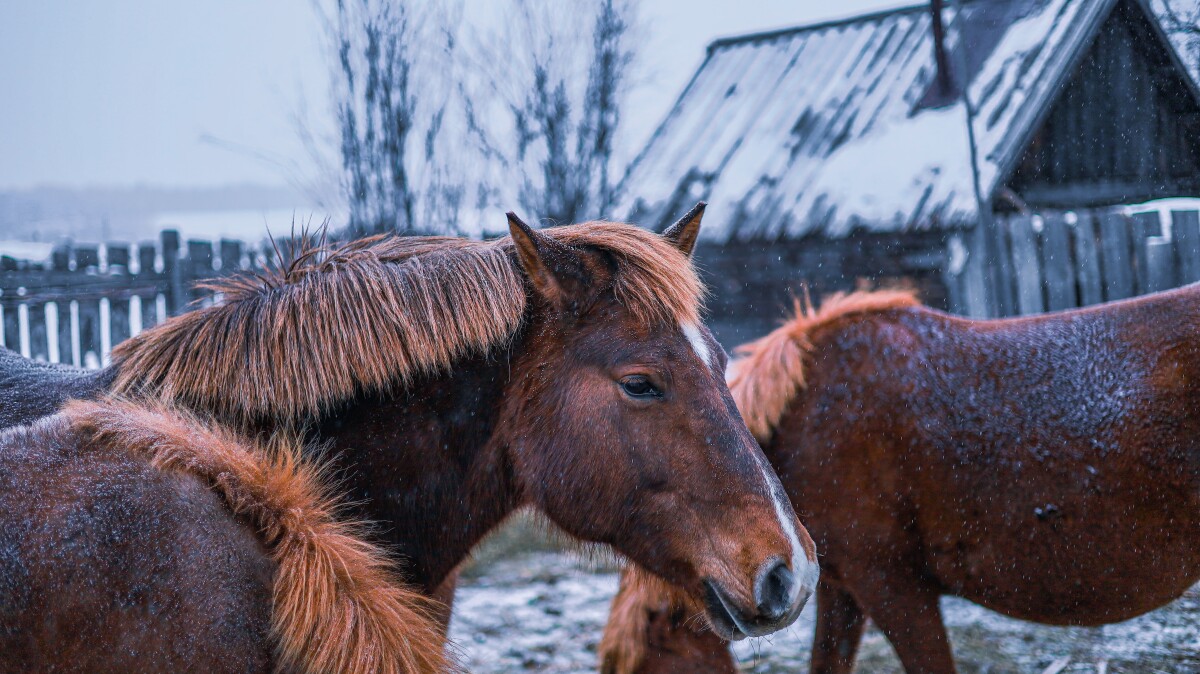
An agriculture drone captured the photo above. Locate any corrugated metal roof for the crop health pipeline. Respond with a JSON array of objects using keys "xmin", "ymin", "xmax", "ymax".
[{"xmin": 617, "ymin": 0, "xmax": 1133, "ymax": 241}]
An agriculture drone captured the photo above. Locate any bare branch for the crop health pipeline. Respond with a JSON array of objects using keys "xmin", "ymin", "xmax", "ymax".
[
  {"xmin": 464, "ymin": 0, "xmax": 638, "ymax": 226},
  {"xmin": 311, "ymin": 0, "xmax": 465, "ymax": 236}
]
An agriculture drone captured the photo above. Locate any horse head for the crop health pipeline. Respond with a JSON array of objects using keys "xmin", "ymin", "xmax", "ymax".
[{"xmin": 498, "ymin": 205, "xmax": 818, "ymax": 639}]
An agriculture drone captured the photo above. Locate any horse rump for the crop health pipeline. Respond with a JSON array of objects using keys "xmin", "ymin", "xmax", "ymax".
[{"xmin": 0, "ymin": 399, "xmax": 452, "ymax": 674}]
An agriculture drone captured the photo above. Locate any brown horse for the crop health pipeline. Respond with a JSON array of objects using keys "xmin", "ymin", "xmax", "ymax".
[
  {"xmin": 1, "ymin": 398, "xmax": 447, "ymax": 674},
  {"xmin": 601, "ymin": 286, "xmax": 1200, "ymax": 674},
  {"xmin": 0, "ymin": 207, "xmax": 818, "ymax": 670}
]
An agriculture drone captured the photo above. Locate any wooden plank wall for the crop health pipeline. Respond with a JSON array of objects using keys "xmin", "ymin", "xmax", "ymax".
[
  {"xmin": 0, "ymin": 229, "xmax": 269, "ymax": 368},
  {"xmin": 698, "ymin": 230, "xmax": 951, "ymax": 347},
  {"xmin": 952, "ymin": 206, "xmax": 1199, "ymax": 318}
]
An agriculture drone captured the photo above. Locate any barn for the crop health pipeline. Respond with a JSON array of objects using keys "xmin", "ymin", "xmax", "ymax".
[{"xmin": 617, "ymin": 0, "xmax": 1200, "ymax": 344}]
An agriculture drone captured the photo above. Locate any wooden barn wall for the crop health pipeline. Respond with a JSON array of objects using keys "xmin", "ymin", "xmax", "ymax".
[
  {"xmin": 1006, "ymin": 0, "xmax": 1200, "ymax": 208},
  {"xmin": 695, "ymin": 231, "xmax": 950, "ymax": 348}
]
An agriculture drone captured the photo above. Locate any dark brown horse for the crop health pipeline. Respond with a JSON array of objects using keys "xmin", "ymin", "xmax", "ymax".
[
  {"xmin": 601, "ymin": 286, "xmax": 1200, "ymax": 674},
  {"xmin": 1, "ymin": 398, "xmax": 448, "ymax": 674},
  {"xmin": 0, "ymin": 207, "xmax": 818, "ymax": 671}
]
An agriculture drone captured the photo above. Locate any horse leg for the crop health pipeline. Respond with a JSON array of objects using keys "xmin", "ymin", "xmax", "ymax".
[
  {"xmin": 430, "ymin": 570, "xmax": 459, "ymax": 636},
  {"xmin": 852, "ymin": 580, "xmax": 955, "ymax": 674},
  {"xmin": 809, "ymin": 580, "xmax": 866, "ymax": 674}
]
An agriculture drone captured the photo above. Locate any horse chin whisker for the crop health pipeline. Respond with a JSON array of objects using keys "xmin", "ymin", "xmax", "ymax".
[{"xmin": 682, "ymin": 609, "xmax": 713, "ymax": 633}]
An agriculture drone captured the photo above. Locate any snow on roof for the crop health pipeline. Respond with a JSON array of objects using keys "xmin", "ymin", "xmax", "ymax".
[
  {"xmin": 618, "ymin": 0, "xmax": 1136, "ymax": 241},
  {"xmin": 969, "ymin": 0, "xmax": 1112, "ymax": 191},
  {"xmin": 799, "ymin": 105, "xmax": 975, "ymax": 237}
]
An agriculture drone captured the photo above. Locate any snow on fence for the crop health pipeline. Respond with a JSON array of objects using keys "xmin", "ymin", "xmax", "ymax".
[
  {"xmin": 950, "ymin": 206, "xmax": 1200, "ymax": 318},
  {"xmin": 0, "ymin": 229, "xmax": 273, "ymax": 368}
]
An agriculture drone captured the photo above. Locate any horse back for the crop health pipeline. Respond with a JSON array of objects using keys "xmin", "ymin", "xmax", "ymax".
[
  {"xmin": 0, "ymin": 348, "xmax": 113, "ymax": 428},
  {"xmin": 779, "ymin": 288, "xmax": 1200, "ymax": 623},
  {"xmin": 785, "ymin": 287, "xmax": 1200, "ymax": 491},
  {"xmin": 903, "ymin": 287, "xmax": 1200, "ymax": 483},
  {"xmin": 0, "ymin": 415, "xmax": 275, "ymax": 673}
]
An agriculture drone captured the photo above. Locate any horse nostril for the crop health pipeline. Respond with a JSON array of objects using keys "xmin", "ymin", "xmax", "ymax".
[{"xmin": 754, "ymin": 559, "xmax": 795, "ymax": 622}]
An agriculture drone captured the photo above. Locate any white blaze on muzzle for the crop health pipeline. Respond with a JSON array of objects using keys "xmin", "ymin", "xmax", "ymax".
[
  {"xmin": 685, "ymin": 320, "xmax": 818, "ymax": 607},
  {"xmin": 753, "ymin": 450, "xmax": 819, "ymax": 605}
]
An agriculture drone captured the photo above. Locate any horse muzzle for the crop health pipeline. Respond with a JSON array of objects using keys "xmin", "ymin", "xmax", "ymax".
[{"xmin": 701, "ymin": 557, "xmax": 814, "ymax": 640}]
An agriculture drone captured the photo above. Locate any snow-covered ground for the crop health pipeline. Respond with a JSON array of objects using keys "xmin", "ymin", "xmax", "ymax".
[{"xmin": 449, "ymin": 551, "xmax": 1200, "ymax": 673}]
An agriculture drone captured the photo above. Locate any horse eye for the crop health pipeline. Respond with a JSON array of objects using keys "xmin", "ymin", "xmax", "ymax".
[{"xmin": 619, "ymin": 375, "xmax": 662, "ymax": 399}]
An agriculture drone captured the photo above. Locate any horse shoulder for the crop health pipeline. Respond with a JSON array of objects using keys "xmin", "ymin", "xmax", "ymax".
[
  {"xmin": 798, "ymin": 306, "xmax": 931, "ymax": 425},
  {"xmin": 770, "ymin": 308, "xmax": 930, "ymax": 567}
]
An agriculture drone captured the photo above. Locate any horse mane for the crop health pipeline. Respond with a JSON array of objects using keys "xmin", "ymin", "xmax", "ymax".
[
  {"xmin": 63, "ymin": 398, "xmax": 454, "ymax": 674},
  {"xmin": 110, "ymin": 223, "xmax": 703, "ymax": 423},
  {"xmin": 729, "ymin": 288, "xmax": 920, "ymax": 442}
]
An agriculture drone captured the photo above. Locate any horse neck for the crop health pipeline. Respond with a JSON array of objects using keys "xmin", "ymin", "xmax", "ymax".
[{"xmin": 312, "ymin": 346, "xmax": 524, "ymax": 593}]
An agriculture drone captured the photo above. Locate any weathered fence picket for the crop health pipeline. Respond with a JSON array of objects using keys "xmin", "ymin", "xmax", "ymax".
[
  {"xmin": 1172, "ymin": 210, "xmax": 1200, "ymax": 284},
  {"xmin": 1008, "ymin": 215, "xmax": 1045, "ymax": 315},
  {"xmin": 187, "ymin": 240, "xmax": 214, "ymax": 305},
  {"xmin": 78, "ymin": 299, "xmax": 101, "ymax": 367},
  {"xmin": 28, "ymin": 303, "xmax": 48, "ymax": 362},
  {"xmin": 985, "ymin": 216, "xmax": 1018, "ymax": 317},
  {"xmin": 1097, "ymin": 210, "xmax": 1136, "ymax": 302},
  {"xmin": 220, "ymin": 239, "xmax": 242, "ymax": 272},
  {"xmin": 1131, "ymin": 211, "xmax": 1163, "ymax": 295},
  {"xmin": 2, "ymin": 307, "xmax": 18, "ymax": 355},
  {"xmin": 1040, "ymin": 212, "xmax": 1077, "ymax": 311},
  {"xmin": 1144, "ymin": 238, "xmax": 1176, "ymax": 293},
  {"xmin": 56, "ymin": 301, "xmax": 71, "ymax": 365},
  {"xmin": 1072, "ymin": 211, "xmax": 1104, "ymax": 307}
]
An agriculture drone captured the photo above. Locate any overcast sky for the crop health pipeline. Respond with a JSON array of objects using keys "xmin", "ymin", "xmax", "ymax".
[{"xmin": 0, "ymin": 0, "xmax": 908, "ymax": 192}]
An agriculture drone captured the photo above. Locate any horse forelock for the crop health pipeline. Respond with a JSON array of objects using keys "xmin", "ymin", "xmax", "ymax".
[
  {"xmin": 547, "ymin": 222, "xmax": 705, "ymax": 328},
  {"xmin": 110, "ymin": 222, "xmax": 703, "ymax": 423},
  {"xmin": 729, "ymin": 288, "xmax": 920, "ymax": 442}
]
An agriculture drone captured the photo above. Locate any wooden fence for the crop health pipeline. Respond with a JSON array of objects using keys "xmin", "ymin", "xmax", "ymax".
[
  {"xmin": 0, "ymin": 229, "xmax": 273, "ymax": 368},
  {"xmin": 950, "ymin": 206, "xmax": 1200, "ymax": 318},
  {"xmin": 7, "ymin": 207, "xmax": 1198, "ymax": 365}
]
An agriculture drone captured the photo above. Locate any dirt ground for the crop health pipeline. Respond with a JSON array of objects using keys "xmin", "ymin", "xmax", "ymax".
[{"xmin": 448, "ymin": 546, "xmax": 1200, "ymax": 673}]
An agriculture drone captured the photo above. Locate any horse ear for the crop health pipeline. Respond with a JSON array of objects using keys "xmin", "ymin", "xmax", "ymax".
[
  {"xmin": 507, "ymin": 211, "xmax": 589, "ymax": 311},
  {"xmin": 662, "ymin": 201, "xmax": 705, "ymax": 257}
]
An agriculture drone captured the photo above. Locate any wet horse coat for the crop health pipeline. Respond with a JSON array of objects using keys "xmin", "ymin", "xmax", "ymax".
[
  {"xmin": 602, "ymin": 286, "xmax": 1200, "ymax": 674},
  {"xmin": 0, "ymin": 348, "xmax": 113, "ymax": 427},
  {"xmin": 0, "ymin": 210, "xmax": 816, "ymax": 669},
  {"xmin": 0, "ymin": 399, "xmax": 447, "ymax": 674}
]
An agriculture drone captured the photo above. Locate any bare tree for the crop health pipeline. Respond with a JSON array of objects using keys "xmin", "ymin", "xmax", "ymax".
[
  {"xmin": 586, "ymin": 0, "xmax": 634, "ymax": 213},
  {"xmin": 1159, "ymin": 0, "xmax": 1200, "ymax": 76},
  {"xmin": 468, "ymin": 0, "xmax": 637, "ymax": 225},
  {"xmin": 318, "ymin": 0, "xmax": 465, "ymax": 236}
]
